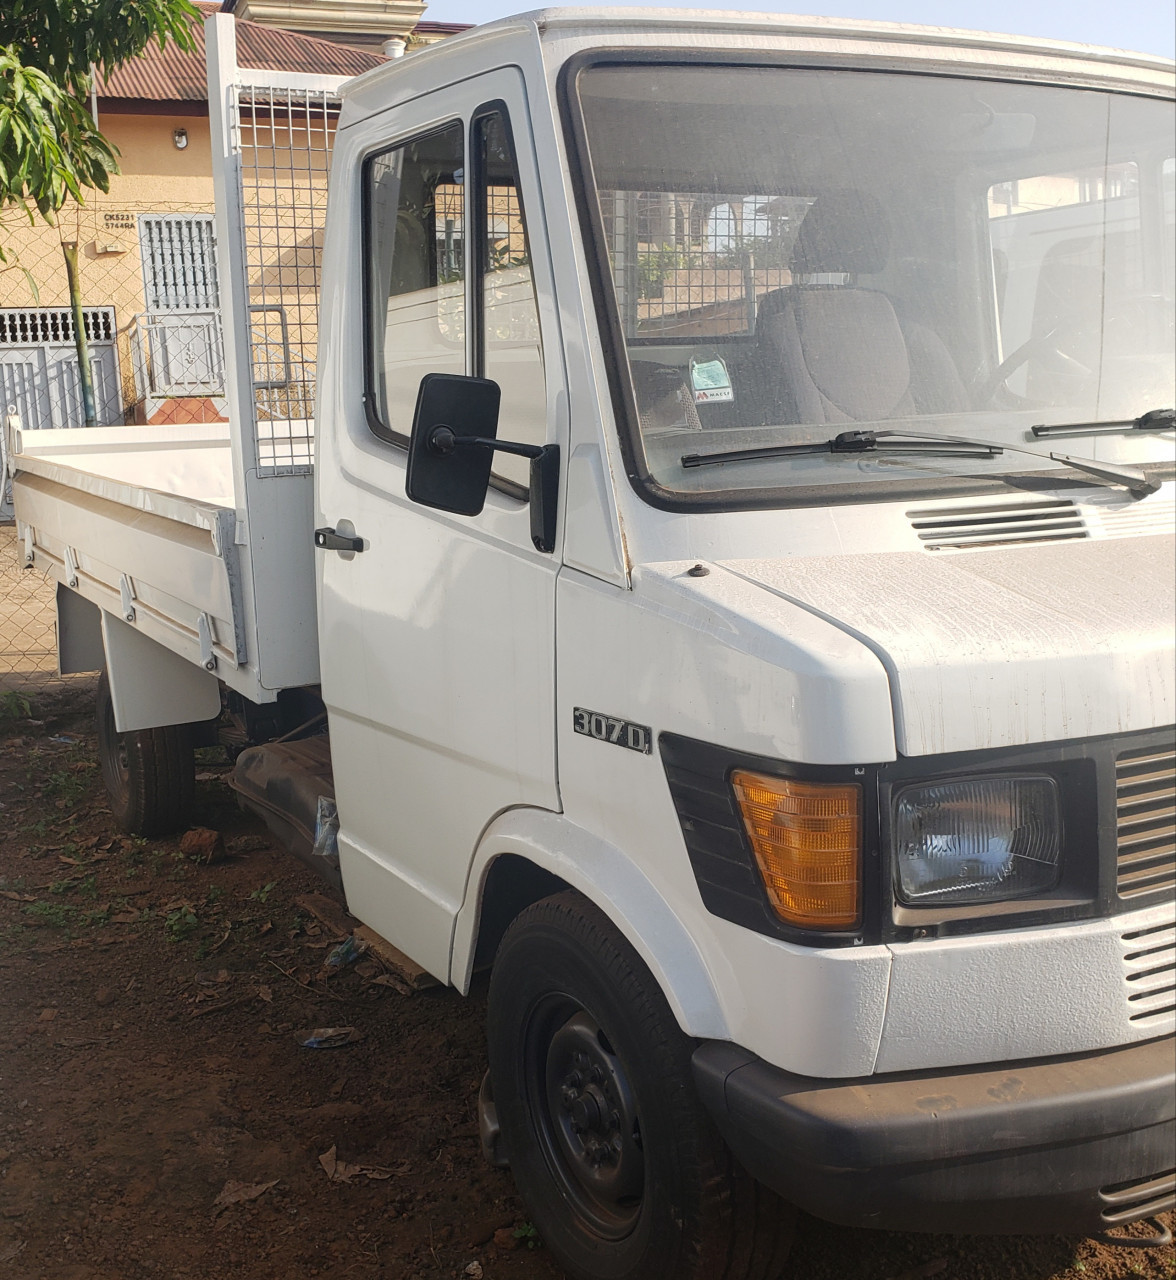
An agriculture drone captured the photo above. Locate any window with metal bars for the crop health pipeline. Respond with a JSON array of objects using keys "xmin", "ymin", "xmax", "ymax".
[{"xmin": 139, "ymin": 215, "xmax": 219, "ymax": 311}]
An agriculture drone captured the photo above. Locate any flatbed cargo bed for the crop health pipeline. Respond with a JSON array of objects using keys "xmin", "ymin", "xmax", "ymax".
[{"xmin": 8, "ymin": 421, "xmax": 318, "ymax": 703}]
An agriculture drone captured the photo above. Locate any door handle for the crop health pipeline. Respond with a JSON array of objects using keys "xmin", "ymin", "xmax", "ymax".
[{"xmin": 314, "ymin": 527, "xmax": 365, "ymax": 552}]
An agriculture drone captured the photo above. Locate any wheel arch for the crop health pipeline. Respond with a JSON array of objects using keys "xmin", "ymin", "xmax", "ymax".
[{"xmin": 452, "ymin": 808, "xmax": 731, "ymax": 1042}]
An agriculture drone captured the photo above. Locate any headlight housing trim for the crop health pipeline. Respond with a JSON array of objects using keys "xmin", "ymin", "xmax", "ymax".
[{"xmin": 657, "ymin": 728, "xmax": 1158, "ymax": 949}]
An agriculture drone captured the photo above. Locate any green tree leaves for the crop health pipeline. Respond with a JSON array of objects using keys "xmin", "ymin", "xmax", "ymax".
[
  {"xmin": 1, "ymin": 0, "xmax": 199, "ymax": 96},
  {"xmin": 0, "ymin": 0, "xmax": 199, "ymax": 239}
]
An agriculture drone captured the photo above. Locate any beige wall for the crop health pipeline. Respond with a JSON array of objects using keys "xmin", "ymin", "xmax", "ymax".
[
  {"xmin": 1, "ymin": 105, "xmax": 331, "ymax": 427},
  {"xmin": 102, "ymin": 111, "xmax": 214, "ymax": 185},
  {"xmin": 0, "ymin": 111, "xmax": 217, "ymax": 416},
  {"xmin": 1, "ymin": 112, "xmax": 215, "ymax": 305}
]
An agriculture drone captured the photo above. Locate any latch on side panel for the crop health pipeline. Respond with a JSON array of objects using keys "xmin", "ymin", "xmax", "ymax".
[
  {"xmin": 197, "ymin": 613, "xmax": 217, "ymax": 672},
  {"xmin": 119, "ymin": 575, "xmax": 136, "ymax": 624},
  {"xmin": 63, "ymin": 545, "xmax": 79, "ymax": 588}
]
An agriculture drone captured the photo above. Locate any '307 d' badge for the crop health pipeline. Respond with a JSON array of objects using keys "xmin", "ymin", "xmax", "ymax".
[{"xmin": 573, "ymin": 708, "xmax": 652, "ymax": 754}]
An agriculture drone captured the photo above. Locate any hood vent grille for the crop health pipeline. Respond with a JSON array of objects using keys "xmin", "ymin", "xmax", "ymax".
[
  {"xmin": 1087, "ymin": 497, "xmax": 1176, "ymax": 540},
  {"xmin": 907, "ymin": 499, "xmax": 1087, "ymax": 551}
]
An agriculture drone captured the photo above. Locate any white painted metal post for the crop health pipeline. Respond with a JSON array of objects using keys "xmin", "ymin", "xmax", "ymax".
[
  {"xmin": 206, "ymin": 13, "xmax": 259, "ymax": 498},
  {"xmin": 204, "ymin": 12, "xmax": 349, "ymax": 690}
]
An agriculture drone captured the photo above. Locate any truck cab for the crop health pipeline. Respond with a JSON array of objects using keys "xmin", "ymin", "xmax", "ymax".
[
  {"xmin": 11, "ymin": 10, "xmax": 1174, "ymax": 1279},
  {"xmin": 313, "ymin": 10, "xmax": 1175, "ymax": 1271}
]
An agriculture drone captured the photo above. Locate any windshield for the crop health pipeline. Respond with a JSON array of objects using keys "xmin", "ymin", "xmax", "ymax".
[{"xmin": 574, "ymin": 65, "xmax": 1176, "ymax": 504}]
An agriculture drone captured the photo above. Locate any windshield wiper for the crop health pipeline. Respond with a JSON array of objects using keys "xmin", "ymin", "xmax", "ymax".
[
  {"xmin": 1031, "ymin": 407, "xmax": 1175, "ymax": 438},
  {"xmin": 681, "ymin": 428, "xmax": 1161, "ymax": 498},
  {"xmin": 681, "ymin": 429, "xmax": 1001, "ymax": 468}
]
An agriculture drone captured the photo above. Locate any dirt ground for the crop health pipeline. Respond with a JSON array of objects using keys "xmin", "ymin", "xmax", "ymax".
[{"xmin": 0, "ymin": 683, "xmax": 1171, "ymax": 1280}]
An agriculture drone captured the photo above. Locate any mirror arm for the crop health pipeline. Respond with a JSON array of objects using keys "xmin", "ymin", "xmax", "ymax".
[{"xmin": 427, "ymin": 425, "xmax": 560, "ymax": 554}]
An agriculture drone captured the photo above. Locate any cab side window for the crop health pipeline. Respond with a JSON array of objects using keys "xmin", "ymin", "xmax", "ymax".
[
  {"xmin": 475, "ymin": 110, "xmax": 545, "ymax": 490},
  {"xmin": 365, "ymin": 123, "xmax": 465, "ymax": 443}
]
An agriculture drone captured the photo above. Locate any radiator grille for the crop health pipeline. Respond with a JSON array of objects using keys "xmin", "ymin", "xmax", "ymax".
[
  {"xmin": 1116, "ymin": 744, "xmax": 1176, "ymax": 901},
  {"xmin": 1120, "ymin": 920, "xmax": 1176, "ymax": 1027},
  {"xmin": 906, "ymin": 499, "xmax": 1086, "ymax": 550}
]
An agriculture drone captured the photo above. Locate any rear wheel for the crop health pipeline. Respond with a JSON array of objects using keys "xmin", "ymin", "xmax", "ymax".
[
  {"xmin": 96, "ymin": 670, "xmax": 195, "ymax": 836},
  {"xmin": 486, "ymin": 891, "xmax": 795, "ymax": 1280}
]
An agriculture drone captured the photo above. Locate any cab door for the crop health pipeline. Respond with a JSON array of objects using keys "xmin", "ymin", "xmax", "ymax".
[{"xmin": 316, "ymin": 72, "xmax": 561, "ymax": 980}]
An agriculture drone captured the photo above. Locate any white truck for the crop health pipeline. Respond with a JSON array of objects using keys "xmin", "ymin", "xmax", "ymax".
[{"xmin": 6, "ymin": 9, "xmax": 1175, "ymax": 1278}]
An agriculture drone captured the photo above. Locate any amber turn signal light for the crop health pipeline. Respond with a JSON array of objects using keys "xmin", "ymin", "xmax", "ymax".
[{"xmin": 730, "ymin": 771, "xmax": 862, "ymax": 929}]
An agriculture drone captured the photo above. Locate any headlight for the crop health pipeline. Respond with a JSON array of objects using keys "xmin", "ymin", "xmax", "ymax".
[{"xmin": 894, "ymin": 776, "xmax": 1061, "ymax": 906}]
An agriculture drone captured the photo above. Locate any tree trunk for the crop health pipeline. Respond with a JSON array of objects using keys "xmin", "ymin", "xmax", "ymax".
[{"xmin": 61, "ymin": 240, "xmax": 98, "ymax": 427}]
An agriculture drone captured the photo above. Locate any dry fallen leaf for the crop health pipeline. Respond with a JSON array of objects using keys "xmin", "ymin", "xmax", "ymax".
[
  {"xmin": 370, "ymin": 974, "xmax": 411, "ymax": 995},
  {"xmin": 298, "ymin": 1027, "xmax": 364, "ymax": 1049},
  {"xmin": 194, "ymin": 969, "xmax": 231, "ymax": 986},
  {"xmin": 317, "ymin": 1145, "xmax": 394, "ymax": 1184},
  {"xmin": 211, "ymin": 1178, "xmax": 279, "ymax": 1215},
  {"xmin": 257, "ymin": 985, "xmax": 273, "ymax": 1003}
]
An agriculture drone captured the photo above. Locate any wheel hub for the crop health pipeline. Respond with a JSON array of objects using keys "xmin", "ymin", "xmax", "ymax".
[{"xmin": 535, "ymin": 1008, "xmax": 644, "ymax": 1239}]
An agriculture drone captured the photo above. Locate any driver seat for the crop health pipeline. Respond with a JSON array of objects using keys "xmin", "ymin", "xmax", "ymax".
[{"xmin": 758, "ymin": 191, "xmax": 969, "ymax": 424}]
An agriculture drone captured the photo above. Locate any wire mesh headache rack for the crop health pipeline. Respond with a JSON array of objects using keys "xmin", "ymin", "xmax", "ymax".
[
  {"xmin": 602, "ymin": 191, "xmax": 815, "ymax": 342},
  {"xmin": 232, "ymin": 83, "xmax": 340, "ymax": 475}
]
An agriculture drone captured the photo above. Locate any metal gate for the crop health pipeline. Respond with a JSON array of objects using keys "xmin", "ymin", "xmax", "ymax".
[
  {"xmin": 133, "ymin": 214, "xmax": 226, "ymax": 402},
  {"xmin": 0, "ymin": 307, "xmax": 123, "ymax": 432}
]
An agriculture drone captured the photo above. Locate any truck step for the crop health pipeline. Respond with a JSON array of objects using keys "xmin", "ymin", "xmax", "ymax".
[{"xmin": 296, "ymin": 891, "xmax": 439, "ymax": 993}]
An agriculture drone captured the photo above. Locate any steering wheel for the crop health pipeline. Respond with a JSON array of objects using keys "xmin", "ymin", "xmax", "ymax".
[{"xmin": 975, "ymin": 330, "xmax": 1093, "ymax": 406}]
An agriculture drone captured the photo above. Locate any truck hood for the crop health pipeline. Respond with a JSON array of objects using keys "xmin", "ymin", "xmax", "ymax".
[{"xmin": 718, "ymin": 535, "xmax": 1175, "ymax": 756}]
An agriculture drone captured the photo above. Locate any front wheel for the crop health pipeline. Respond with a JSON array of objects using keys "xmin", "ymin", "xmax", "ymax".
[
  {"xmin": 96, "ymin": 670, "xmax": 195, "ymax": 836},
  {"xmin": 486, "ymin": 891, "xmax": 794, "ymax": 1280}
]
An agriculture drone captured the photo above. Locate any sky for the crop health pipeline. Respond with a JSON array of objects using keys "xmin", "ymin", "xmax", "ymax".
[{"xmin": 425, "ymin": 0, "xmax": 1176, "ymax": 59}]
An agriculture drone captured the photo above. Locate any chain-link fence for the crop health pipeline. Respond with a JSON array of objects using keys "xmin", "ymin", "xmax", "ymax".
[
  {"xmin": 1, "ymin": 197, "xmax": 229, "ymax": 442},
  {"xmin": 1, "ymin": 197, "xmax": 230, "ymax": 685},
  {"xmin": 0, "ymin": 524, "xmax": 65, "ymax": 690}
]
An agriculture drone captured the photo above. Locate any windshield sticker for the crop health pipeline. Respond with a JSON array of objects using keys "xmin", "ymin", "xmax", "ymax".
[{"xmin": 691, "ymin": 357, "xmax": 734, "ymax": 404}]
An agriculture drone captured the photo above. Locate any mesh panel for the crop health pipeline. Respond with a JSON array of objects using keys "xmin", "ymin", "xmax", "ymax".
[
  {"xmin": 602, "ymin": 191, "xmax": 812, "ymax": 341},
  {"xmin": 234, "ymin": 85, "xmax": 339, "ymax": 476}
]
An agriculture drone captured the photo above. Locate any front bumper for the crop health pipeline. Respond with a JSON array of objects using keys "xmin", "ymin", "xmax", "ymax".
[{"xmin": 693, "ymin": 1035, "xmax": 1175, "ymax": 1235}]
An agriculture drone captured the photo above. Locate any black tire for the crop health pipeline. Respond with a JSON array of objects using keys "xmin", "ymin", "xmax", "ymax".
[
  {"xmin": 487, "ymin": 891, "xmax": 795, "ymax": 1280},
  {"xmin": 96, "ymin": 670, "xmax": 195, "ymax": 836}
]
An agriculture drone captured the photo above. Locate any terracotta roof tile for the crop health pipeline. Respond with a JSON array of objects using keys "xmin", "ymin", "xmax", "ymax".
[{"xmin": 98, "ymin": 12, "xmax": 384, "ymax": 103}]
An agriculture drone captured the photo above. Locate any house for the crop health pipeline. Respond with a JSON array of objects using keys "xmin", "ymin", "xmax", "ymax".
[
  {"xmin": 0, "ymin": 2, "xmax": 467, "ymax": 439},
  {"xmin": 226, "ymin": 0, "xmax": 468, "ymax": 55}
]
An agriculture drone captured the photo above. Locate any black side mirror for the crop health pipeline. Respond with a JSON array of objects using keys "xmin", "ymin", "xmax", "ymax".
[
  {"xmin": 405, "ymin": 372, "xmax": 560, "ymax": 553},
  {"xmin": 406, "ymin": 373, "xmax": 501, "ymax": 517}
]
